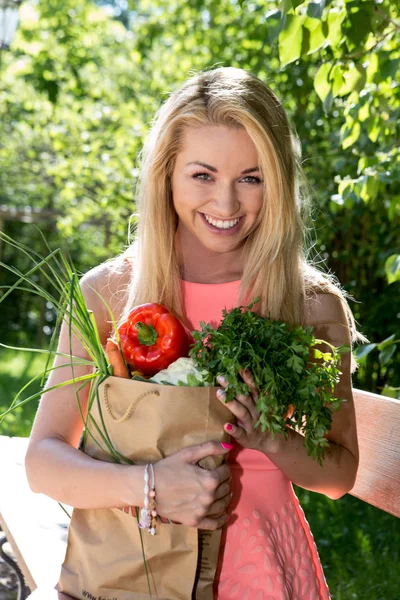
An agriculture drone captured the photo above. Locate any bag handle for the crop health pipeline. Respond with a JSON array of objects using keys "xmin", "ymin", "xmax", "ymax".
[{"xmin": 103, "ymin": 383, "xmax": 160, "ymax": 423}]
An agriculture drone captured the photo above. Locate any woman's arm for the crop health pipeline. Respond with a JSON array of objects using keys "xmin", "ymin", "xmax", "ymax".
[
  {"xmin": 25, "ymin": 259, "xmax": 233, "ymax": 528},
  {"xmin": 218, "ymin": 293, "xmax": 359, "ymax": 500},
  {"xmin": 265, "ymin": 293, "xmax": 359, "ymax": 499},
  {"xmin": 24, "ymin": 260, "xmax": 144, "ymax": 508}
]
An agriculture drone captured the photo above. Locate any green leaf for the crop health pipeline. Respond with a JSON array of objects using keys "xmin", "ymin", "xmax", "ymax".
[
  {"xmin": 322, "ymin": 88, "xmax": 334, "ymax": 113},
  {"xmin": 358, "ymin": 102, "xmax": 370, "ymax": 122},
  {"xmin": 338, "ymin": 178, "xmax": 354, "ymax": 200},
  {"xmin": 379, "ymin": 344, "xmax": 396, "ymax": 366},
  {"xmin": 338, "ymin": 64, "xmax": 367, "ymax": 97},
  {"xmin": 359, "ymin": 174, "xmax": 379, "ymax": 203},
  {"xmin": 331, "ymin": 64, "xmax": 345, "ymax": 97},
  {"xmin": 186, "ymin": 373, "xmax": 203, "ymax": 386},
  {"xmin": 346, "ymin": 9, "xmax": 372, "ymax": 50},
  {"xmin": 337, "ymin": 344, "xmax": 350, "ymax": 356},
  {"xmin": 367, "ymin": 116, "xmax": 380, "ymax": 143},
  {"xmin": 366, "ymin": 52, "xmax": 379, "ymax": 84},
  {"xmin": 341, "ymin": 122, "xmax": 361, "ymax": 150},
  {"xmin": 302, "ymin": 17, "xmax": 326, "ymax": 55},
  {"xmin": 265, "ymin": 10, "xmax": 285, "ymax": 45},
  {"xmin": 314, "ymin": 62, "xmax": 333, "ymax": 103},
  {"xmin": 287, "ymin": 354, "xmax": 303, "ymax": 374},
  {"xmin": 385, "ymin": 255, "xmax": 400, "ymax": 285},
  {"xmin": 326, "ymin": 8, "xmax": 345, "ymax": 47},
  {"xmin": 354, "ymin": 343, "xmax": 377, "ymax": 360},
  {"xmin": 279, "ymin": 15, "xmax": 304, "ymax": 67},
  {"xmin": 379, "ymin": 57, "xmax": 400, "ymax": 83},
  {"xmin": 279, "ymin": 0, "xmax": 294, "ymax": 13}
]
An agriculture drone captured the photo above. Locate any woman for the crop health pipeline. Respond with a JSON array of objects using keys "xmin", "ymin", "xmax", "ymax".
[{"xmin": 25, "ymin": 66, "xmax": 361, "ymax": 599}]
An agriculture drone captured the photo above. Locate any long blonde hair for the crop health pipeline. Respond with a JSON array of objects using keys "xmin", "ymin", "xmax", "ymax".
[{"xmin": 119, "ymin": 66, "xmax": 365, "ymax": 356}]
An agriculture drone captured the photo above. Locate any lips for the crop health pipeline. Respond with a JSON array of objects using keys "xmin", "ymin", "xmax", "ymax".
[
  {"xmin": 203, "ymin": 214, "xmax": 240, "ymax": 229},
  {"xmin": 200, "ymin": 212, "xmax": 244, "ymax": 235}
]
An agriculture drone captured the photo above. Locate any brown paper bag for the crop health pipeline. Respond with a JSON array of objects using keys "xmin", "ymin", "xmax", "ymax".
[{"xmin": 56, "ymin": 375, "xmax": 233, "ymax": 600}]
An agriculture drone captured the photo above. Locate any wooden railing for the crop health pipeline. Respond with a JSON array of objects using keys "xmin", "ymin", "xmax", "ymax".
[{"xmin": 350, "ymin": 389, "xmax": 400, "ymax": 517}]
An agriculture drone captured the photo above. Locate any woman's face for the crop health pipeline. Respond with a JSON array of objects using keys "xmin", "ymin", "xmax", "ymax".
[{"xmin": 171, "ymin": 125, "xmax": 264, "ymax": 255}]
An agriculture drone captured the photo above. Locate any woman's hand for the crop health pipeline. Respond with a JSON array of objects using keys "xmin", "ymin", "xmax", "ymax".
[
  {"xmin": 119, "ymin": 441, "xmax": 232, "ymax": 530},
  {"xmin": 216, "ymin": 370, "xmax": 273, "ymax": 453}
]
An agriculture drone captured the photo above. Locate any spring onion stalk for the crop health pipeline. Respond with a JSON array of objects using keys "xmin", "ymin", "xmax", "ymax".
[{"xmin": 0, "ymin": 231, "xmax": 154, "ymax": 596}]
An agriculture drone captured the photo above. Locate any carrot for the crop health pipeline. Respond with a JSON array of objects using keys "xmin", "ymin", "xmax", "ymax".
[{"xmin": 106, "ymin": 338, "xmax": 130, "ymax": 378}]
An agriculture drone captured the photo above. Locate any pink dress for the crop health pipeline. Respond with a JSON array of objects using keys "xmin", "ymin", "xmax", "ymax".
[{"xmin": 181, "ymin": 279, "xmax": 331, "ymax": 600}]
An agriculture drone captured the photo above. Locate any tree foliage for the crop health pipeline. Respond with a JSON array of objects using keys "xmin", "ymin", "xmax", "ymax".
[{"xmin": 0, "ymin": 0, "xmax": 399, "ymax": 393}]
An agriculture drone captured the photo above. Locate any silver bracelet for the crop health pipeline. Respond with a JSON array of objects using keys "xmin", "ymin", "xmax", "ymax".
[
  {"xmin": 138, "ymin": 463, "xmax": 157, "ymax": 535},
  {"xmin": 138, "ymin": 464, "xmax": 151, "ymax": 529}
]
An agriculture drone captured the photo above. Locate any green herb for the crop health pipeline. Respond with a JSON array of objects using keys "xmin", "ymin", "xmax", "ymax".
[{"xmin": 189, "ymin": 297, "xmax": 350, "ymax": 465}]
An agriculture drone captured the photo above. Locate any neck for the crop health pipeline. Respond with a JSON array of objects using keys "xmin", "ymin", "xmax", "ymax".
[{"xmin": 175, "ymin": 226, "xmax": 243, "ymax": 284}]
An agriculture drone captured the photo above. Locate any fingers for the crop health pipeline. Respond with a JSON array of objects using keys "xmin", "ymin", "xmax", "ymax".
[
  {"xmin": 214, "ymin": 479, "xmax": 231, "ymax": 501},
  {"xmin": 181, "ymin": 440, "xmax": 232, "ymax": 464},
  {"xmin": 197, "ymin": 513, "xmax": 231, "ymax": 531},
  {"xmin": 217, "ymin": 374, "xmax": 259, "ymax": 424},
  {"xmin": 213, "ymin": 462, "xmax": 231, "ymax": 486},
  {"xmin": 240, "ymin": 369, "xmax": 259, "ymax": 402},
  {"xmin": 206, "ymin": 490, "xmax": 233, "ymax": 516},
  {"xmin": 217, "ymin": 388, "xmax": 258, "ymax": 425},
  {"xmin": 224, "ymin": 421, "xmax": 247, "ymax": 442}
]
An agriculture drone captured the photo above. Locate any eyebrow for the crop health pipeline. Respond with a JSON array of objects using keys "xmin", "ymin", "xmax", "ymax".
[{"xmin": 185, "ymin": 161, "xmax": 260, "ymax": 175}]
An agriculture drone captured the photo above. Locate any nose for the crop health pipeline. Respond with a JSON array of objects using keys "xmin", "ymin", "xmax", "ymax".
[{"xmin": 210, "ymin": 183, "xmax": 240, "ymax": 217}]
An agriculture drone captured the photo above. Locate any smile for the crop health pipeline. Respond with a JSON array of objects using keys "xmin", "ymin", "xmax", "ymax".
[{"xmin": 202, "ymin": 214, "xmax": 241, "ymax": 230}]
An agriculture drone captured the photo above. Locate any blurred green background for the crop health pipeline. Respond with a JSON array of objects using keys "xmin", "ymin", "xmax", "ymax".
[{"xmin": 0, "ymin": 1, "xmax": 399, "ymax": 598}]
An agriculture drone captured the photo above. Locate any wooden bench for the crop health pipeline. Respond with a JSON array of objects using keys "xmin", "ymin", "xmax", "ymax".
[{"xmin": 0, "ymin": 388, "xmax": 399, "ymax": 599}]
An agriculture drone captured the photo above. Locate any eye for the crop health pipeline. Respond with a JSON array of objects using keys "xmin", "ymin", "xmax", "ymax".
[
  {"xmin": 192, "ymin": 171, "xmax": 212, "ymax": 181},
  {"xmin": 242, "ymin": 176, "xmax": 262, "ymax": 185},
  {"xmin": 192, "ymin": 172, "xmax": 262, "ymax": 184}
]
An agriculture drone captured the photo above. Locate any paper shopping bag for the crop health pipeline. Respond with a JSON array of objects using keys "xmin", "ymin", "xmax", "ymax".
[{"xmin": 56, "ymin": 375, "xmax": 233, "ymax": 600}]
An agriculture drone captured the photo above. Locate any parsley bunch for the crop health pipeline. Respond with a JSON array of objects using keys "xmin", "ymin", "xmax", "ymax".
[{"xmin": 189, "ymin": 298, "xmax": 350, "ymax": 464}]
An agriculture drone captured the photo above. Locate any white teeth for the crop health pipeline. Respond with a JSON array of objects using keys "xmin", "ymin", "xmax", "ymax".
[{"xmin": 203, "ymin": 214, "xmax": 240, "ymax": 229}]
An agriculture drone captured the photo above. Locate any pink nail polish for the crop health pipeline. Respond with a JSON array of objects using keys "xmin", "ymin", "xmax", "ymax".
[
  {"xmin": 225, "ymin": 423, "xmax": 233, "ymax": 431},
  {"xmin": 221, "ymin": 442, "xmax": 233, "ymax": 450}
]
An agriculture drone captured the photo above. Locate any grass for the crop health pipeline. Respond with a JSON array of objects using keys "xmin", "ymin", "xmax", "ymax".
[
  {"xmin": 0, "ymin": 349, "xmax": 399, "ymax": 598},
  {"xmin": 0, "ymin": 348, "xmax": 47, "ymax": 437},
  {"xmin": 295, "ymin": 486, "xmax": 400, "ymax": 599}
]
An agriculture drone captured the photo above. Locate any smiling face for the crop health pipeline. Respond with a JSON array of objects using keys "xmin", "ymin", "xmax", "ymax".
[{"xmin": 171, "ymin": 125, "xmax": 265, "ymax": 258}]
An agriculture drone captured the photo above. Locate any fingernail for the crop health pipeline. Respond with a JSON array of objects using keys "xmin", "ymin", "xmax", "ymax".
[
  {"xmin": 217, "ymin": 375, "xmax": 226, "ymax": 385},
  {"xmin": 225, "ymin": 423, "xmax": 233, "ymax": 431},
  {"xmin": 216, "ymin": 388, "xmax": 225, "ymax": 398},
  {"xmin": 221, "ymin": 442, "xmax": 233, "ymax": 450}
]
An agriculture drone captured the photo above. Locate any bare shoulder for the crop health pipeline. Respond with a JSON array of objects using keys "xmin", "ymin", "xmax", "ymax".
[
  {"xmin": 304, "ymin": 291, "xmax": 348, "ymax": 326},
  {"xmin": 304, "ymin": 291, "xmax": 351, "ymax": 348},
  {"xmin": 80, "ymin": 254, "xmax": 133, "ymax": 326}
]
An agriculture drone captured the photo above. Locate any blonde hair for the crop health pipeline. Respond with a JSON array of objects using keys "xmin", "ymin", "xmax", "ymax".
[{"xmin": 119, "ymin": 66, "xmax": 365, "ymax": 360}]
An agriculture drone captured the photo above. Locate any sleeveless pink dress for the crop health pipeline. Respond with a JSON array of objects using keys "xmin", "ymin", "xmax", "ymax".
[{"xmin": 181, "ymin": 279, "xmax": 331, "ymax": 600}]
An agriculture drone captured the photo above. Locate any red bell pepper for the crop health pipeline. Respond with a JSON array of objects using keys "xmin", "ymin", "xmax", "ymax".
[{"xmin": 117, "ymin": 303, "xmax": 192, "ymax": 376}]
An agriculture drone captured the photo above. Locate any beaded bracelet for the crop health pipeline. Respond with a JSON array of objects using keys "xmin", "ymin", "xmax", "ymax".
[
  {"xmin": 138, "ymin": 464, "xmax": 157, "ymax": 535},
  {"xmin": 149, "ymin": 463, "xmax": 157, "ymax": 535}
]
